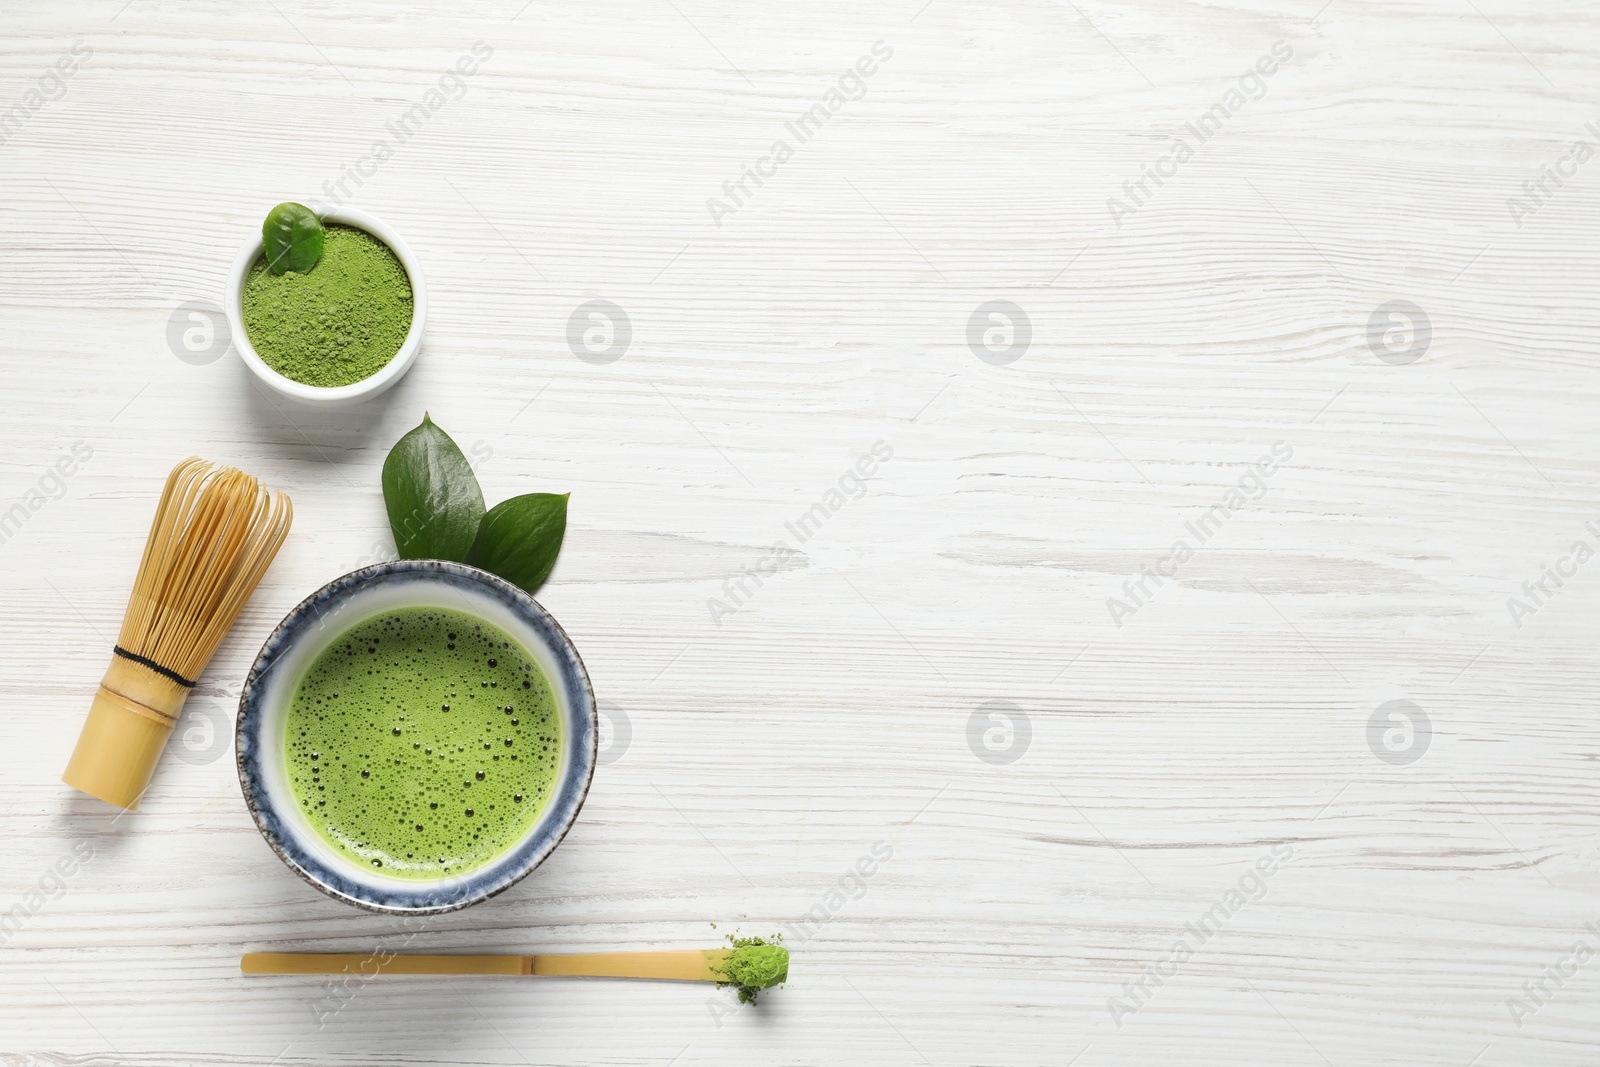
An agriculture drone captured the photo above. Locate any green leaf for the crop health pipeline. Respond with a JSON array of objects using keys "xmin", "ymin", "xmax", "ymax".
[
  {"xmin": 465, "ymin": 493, "xmax": 568, "ymax": 594},
  {"xmin": 382, "ymin": 414, "xmax": 485, "ymax": 562},
  {"xmin": 262, "ymin": 202, "xmax": 324, "ymax": 275}
]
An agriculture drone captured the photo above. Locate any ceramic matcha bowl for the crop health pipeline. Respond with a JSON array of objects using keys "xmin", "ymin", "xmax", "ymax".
[{"xmin": 237, "ymin": 561, "xmax": 596, "ymax": 915}]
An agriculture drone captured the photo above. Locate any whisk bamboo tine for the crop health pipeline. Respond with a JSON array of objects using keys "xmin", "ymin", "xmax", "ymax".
[{"xmin": 63, "ymin": 458, "xmax": 292, "ymax": 810}]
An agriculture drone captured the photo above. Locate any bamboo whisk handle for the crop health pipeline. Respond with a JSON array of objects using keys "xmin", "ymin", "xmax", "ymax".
[{"xmin": 63, "ymin": 654, "xmax": 193, "ymax": 810}]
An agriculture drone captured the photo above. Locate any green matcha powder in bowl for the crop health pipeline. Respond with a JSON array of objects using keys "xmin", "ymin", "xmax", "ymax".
[{"xmin": 225, "ymin": 205, "xmax": 427, "ymax": 408}]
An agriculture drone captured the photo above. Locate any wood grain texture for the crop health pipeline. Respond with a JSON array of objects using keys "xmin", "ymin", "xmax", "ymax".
[{"xmin": 2, "ymin": 0, "xmax": 1599, "ymax": 1064}]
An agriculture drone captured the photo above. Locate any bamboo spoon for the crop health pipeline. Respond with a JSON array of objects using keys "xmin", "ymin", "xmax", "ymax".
[
  {"xmin": 244, "ymin": 950, "xmax": 736, "ymax": 982},
  {"xmin": 244, "ymin": 945, "xmax": 791, "ymax": 1002}
]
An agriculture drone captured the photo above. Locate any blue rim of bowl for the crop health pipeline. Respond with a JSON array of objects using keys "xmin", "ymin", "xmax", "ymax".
[{"xmin": 235, "ymin": 560, "xmax": 597, "ymax": 915}]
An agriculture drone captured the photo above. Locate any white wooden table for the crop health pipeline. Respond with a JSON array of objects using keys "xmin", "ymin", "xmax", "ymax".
[{"xmin": 3, "ymin": 1, "xmax": 1598, "ymax": 1063}]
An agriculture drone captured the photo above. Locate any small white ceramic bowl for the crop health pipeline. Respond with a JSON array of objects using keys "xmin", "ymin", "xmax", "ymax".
[{"xmin": 224, "ymin": 205, "xmax": 427, "ymax": 408}]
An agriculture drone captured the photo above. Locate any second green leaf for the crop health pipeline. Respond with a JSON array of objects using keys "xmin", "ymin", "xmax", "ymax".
[{"xmin": 465, "ymin": 493, "xmax": 569, "ymax": 595}]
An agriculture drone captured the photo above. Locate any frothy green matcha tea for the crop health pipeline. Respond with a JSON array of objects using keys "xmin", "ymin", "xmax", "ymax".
[{"xmin": 286, "ymin": 607, "xmax": 560, "ymax": 878}]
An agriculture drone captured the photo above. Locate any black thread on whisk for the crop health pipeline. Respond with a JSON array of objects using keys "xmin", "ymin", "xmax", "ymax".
[{"xmin": 113, "ymin": 645, "xmax": 198, "ymax": 689}]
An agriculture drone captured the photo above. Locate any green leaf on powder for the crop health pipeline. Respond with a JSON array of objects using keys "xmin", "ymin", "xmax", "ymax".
[{"xmin": 262, "ymin": 201, "xmax": 324, "ymax": 275}]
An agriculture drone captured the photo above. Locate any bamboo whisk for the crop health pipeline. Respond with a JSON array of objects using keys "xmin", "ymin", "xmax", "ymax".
[{"xmin": 63, "ymin": 458, "xmax": 292, "ymax": 809}]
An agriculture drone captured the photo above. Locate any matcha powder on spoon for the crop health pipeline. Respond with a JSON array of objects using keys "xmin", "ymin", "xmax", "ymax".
[
  {"xmin": 242, "ymin": 223, "xmax": 413, "ymax": 387},
  {"xmin": 713, "ymin": 935, "xmax": 789, "ymax": 1005}
]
